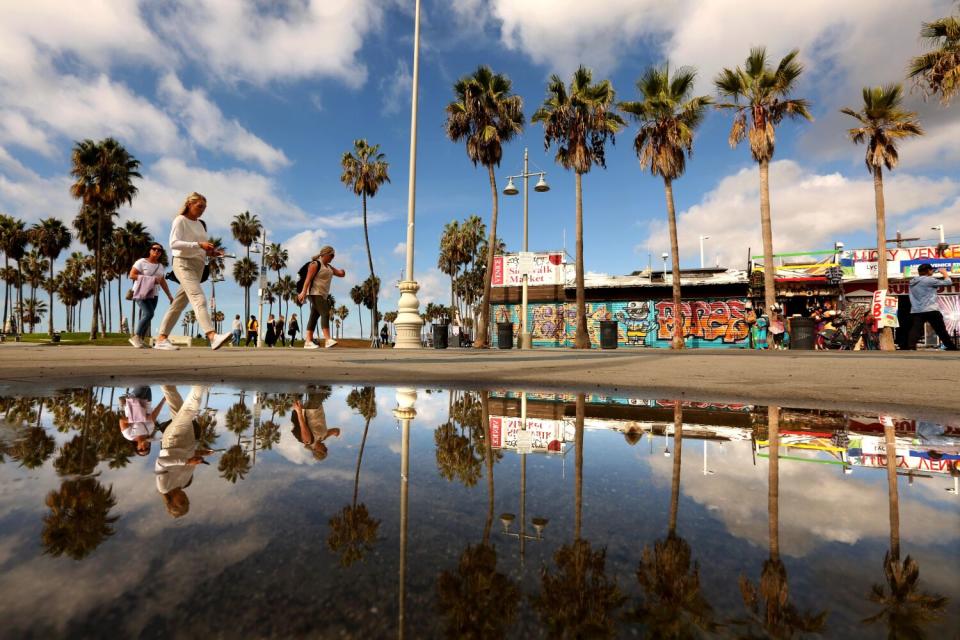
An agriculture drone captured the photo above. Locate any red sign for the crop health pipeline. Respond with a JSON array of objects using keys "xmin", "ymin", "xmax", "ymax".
[
  {"xmin": 492, "ymin": 256, "xmax": 504, "ymax": 286},
  {"xmin": 489, "ymin": 417, "xmax": 502, "ymax": 448}
]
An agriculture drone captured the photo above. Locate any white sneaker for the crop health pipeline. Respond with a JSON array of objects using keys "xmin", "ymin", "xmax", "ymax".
[
  {"xmin": 210, "ymin": 332, "xmax": 232, "ymax": 351},
  {"xmin": 153, "ymin": 340, "xmax": 179, "ymax": 351},
  {"xmin": 325, "ymin": 339, "xmax": 338, "ymax": 349},
  {"xmin": 129, "ymin": 336, "xmax": 143, "ymax": 349},
  {"xmin": 303, "ymin": 341, "xmax": 320, "ymax": 350}
]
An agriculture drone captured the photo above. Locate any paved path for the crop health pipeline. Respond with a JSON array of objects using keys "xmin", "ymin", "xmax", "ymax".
[{"xmin": 1, "ymin": 344, "xmax": 958, "ymax": 420}]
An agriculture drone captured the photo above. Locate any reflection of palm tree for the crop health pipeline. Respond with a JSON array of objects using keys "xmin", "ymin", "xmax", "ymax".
[
  {"xmin": 533, "ymin": 394, "xmax": 625, "ymax": 638},
  {"xmin": 255, "ymin": 420, "xmax": 281, "ymax": 450},
  {"xmin": 10, "ymin": 426, "xmax": 55, "ymax": 469},
  {"xmin": 862, "ymin": 423, "xmax": 946, "ymax": 637},
  {"xmin": 633, "ymin": 402, "xmax": 717, "ymax": 636},
  {"xmin": 328, "ymin": 387, "xmax": 380, "ymax": 566},
  {"xmin": 225, "ymin": 398, "xmax": 252, "ymax": 445},
  {"xmin": 739, "ymin": 406, "xmax": 827, "ymax": 637},
  {"xmin": 42, "ymin": 477, "xmax": 118, "ymax": 559},
  {"xmin": 218, "ymin": 444, "xmax": 251, "ymax": 483}
]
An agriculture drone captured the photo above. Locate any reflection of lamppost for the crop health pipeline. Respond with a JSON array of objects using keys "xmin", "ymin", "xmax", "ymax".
[
  {"xmin": 663, "ymin": 425, "xmax": 671, "ymax": 457},
  {"xmin": 503, "ymin": 148, "xmax": 550, "ymax": 349},
  {"xmin": 393, "ymin": 388, "xmax": 416, "ymax": 640},
  {"xmin": 702, "ymin": 440, "xmax": 715, "ymax": 475},
  {"xmin": 394, "ymin": 0, "xmax": 424, "ymax": 349},
  {"xmin": 181, "ymin": 317, "xmax": 188, "ymax": 337},
  {"xmin": 249, "ymin": 228, "xmax": 268, "ymax": 349}
]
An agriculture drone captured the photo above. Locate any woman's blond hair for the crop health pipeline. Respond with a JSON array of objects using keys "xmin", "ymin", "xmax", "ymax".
[
  {"xmin": 311, "ymin": 245, "xmax": 335, "ymax": 261},
  {"xmin": 177, "ymin": 192, "xmax": 207, "ymax": 218}
]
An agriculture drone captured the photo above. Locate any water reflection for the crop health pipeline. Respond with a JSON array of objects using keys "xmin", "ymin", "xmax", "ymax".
[{"xmin": 0, "ymin": 384, "xmax": 957, "ymax": 638}]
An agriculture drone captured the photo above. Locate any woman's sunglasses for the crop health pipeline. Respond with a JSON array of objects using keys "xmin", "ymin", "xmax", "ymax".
[{"xmin": 150, "ymin": 247, "xmax": 163, "ymax": 252}]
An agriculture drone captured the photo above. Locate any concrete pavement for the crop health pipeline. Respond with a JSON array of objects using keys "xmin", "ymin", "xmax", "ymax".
[{"xmin": 0, "ymin": 344, "xmax": 958, "ymax": 421}]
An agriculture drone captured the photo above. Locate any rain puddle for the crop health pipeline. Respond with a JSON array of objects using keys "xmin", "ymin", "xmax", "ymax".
[{"xmin": 0, "ymin": 384, "xmax": 957, "ymax": 638}]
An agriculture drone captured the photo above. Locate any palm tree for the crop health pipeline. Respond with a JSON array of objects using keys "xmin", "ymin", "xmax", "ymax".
[
  {"xmin": 335, "ymin": 304, "xmax": 349, "ymax": 339},
  {"xmin": 230, "ymin": 211, "xmax": 262, "ymax": 318},
  {"xmin": 233, "ymin": 257, "xmax": 258, "ymax": 321},
  {"xmin": 69, "ymin": 138, "xmax": 141, "ymax": 340},
  {"xmin": 620, "ymin": 66, "xmax": 712, "ymax": 350},
  {"xmin": 184, "ymin": 309, "xmax": 197, "ymax": 336},
  {"xmin": 862, "ymin": 422, "xmax": 946, "ymax": 636},
  {"xmin": 114, "ymin": 220, "xmax": 152, "ymax": 331},
  {"xmin": 714, "ymin": 48, "xmax": 812, "ymax": 316},
  {"xmin": 350, "ymin": 284, "xmax": 364, "ymax": 337},
  {"xmin": 439, "ymin": 219, "xmax": 470, "ymax": 316},
  {"xmin": 205, "ymin": 236, "xmax": 226, "ymax": 332},
  {"xmin": 30, "ymin": 218, "xmax": 72, "ymax": 335},
  {"xmin": 341, "ymin": 140, "xmax": 390, "ymax": 340},
  {"xmin": 42, "ymin": 477, "xmax": 118, "ymax": 560},
  {"xmin": 909, "ymin": 13, "xmax": 960, "ymax": 104},
  {"xmin": 264, "ymin": 242, "xmax": 288, "ymax": 288},
  {"xmin": 445, "ymin": 66, "xmax": 524, "ymax": 348},
  {"xmin": 841, "ymin": 85, "xmax": 923, "ymax": 351},
  {"xmin": 533, "ymin": 66, "xmax": 624, "ymax": 349},
  {"xmin": 218, "ymin": 444, "xmax": 252, "ymax": 483},
  {"xmin": 0, "ymin": 218, "xmax": 28, "ymax": 335},
  {"xmin": 21, "ymin": 250, "xmax": 46, "ymax": 333}
]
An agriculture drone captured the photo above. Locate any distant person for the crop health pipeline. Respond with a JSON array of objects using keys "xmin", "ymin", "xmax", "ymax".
[
  {"xmin": 907, "ymin": 264, "xmax": 957, "ymax": 350},
  {"xmin": 156, "ymin": 385, "xmax": 214, "ymax": 518},
  {"xmin": 152, "ymin": 192, "xmax": 232, "ymax": 351},
  {"xmin": 245, "ymin": 315, "xmax": 259, "ymax": 346},
  {"xmin": 287, "ymin": 314, "xmax": 299, "ymax": 346},
  {"xmin": 380, "ymin": 323, "xmax": 390, "ymax": 347},
  {"xmin": 128, "ymin": 243, "xmax": 174, "ymax": 348},
  {"xmin": 265, "ymin": 313, "xmax": 277, "ymax": 347},
  {"xmin": 231, "ymin": 314, "xmax": 242, "ymax": 346},
  {"xmin": 276, "ymin": 315, "xmax": 287, "ymax": 346},
  {"xmin": 296, "ymin": 245, "xmax": 345, "ymax": 349},
  {"xmin": 291, "ymin": 391, "xmax": 341, "ymax": 460},
  {"xmin": 119, "ymin": 386, "xmax": 166, "ymax": 456}
]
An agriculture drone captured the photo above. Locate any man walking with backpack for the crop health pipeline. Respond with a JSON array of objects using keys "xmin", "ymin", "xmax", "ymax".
[{"xmin": 295, "ymin": 246, "xmax": 345, "ymax": 349}]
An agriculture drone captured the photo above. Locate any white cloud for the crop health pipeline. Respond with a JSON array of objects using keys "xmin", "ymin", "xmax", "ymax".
[
  {"xmin": 313, "ymin": 211, "xmax": 391, "ymax": 229},
  {"xmin": 379, "ymin": 60, "xmax": 413, "ymax": 115},
  {"xmin": 393, "ymin": 242, "xmax": 406, "ymax": 256},
  {"xmin": 640, "ymin": 160, "xmax": 960, "ymax": 268},
  {"xmin": 152, "ymin": 0, "xmax": 383, "ymax": 87},
  {"xmin": 283, "ymin": 230, "xmax": 329, "ymax": 273},
  {"xmin": 158, "ymin": 74, "xmax": 290, "ymax": 172},
  {"xmin": 0, "ymin": 146, "xmax": 75, "ymax": 223},
  {"xmin": 410, "ymin": 267, "xmax": 450, "ymax": 308}
]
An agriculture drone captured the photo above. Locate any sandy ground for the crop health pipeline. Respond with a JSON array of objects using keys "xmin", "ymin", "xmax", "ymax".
[{"xmin": 0, "ymin": 344, "xmax": 958, "ymax": 420}]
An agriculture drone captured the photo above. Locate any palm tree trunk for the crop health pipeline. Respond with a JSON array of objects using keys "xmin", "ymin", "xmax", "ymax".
[
  {"xmin": 475, "ymin": 165, "xmax": 499, "ymax": 349},
  {"xmin": 117, "ymin": 272, "xmax": 124, "ymax": 333},
  {"xmin": 884, "ymin": 423, "xmax": 900, "ymax": 560},
  {"xmin": 362, "ymin": 193, "xmax": 378, "ymax": 340},
  {"xmin": 353, "ymin": 416, "xmax": 372, "ymax": 508},
  {"xmin": 664, "ymin": 177, "xmax": 685, "ymax": 349},
  {"xmin": 874, "ymin": 166, "xmax": 894, "ymax": 351},
  {"xmin": 481, "ymin": 390, "xmax": 494, "ymax": 546},
  {"xmin": 767, "ymin": 405, "xmax": 780, "ymax": 562},
  {"xmin": 357, "ymin": 303, "xmax": 363, "ymax": 338},
  {"xmin": 16, "ymin": 261, "xmax": 23, "ymax": 336},
  {"xmin": 3, "ymin": 255, "xmax": 9, "ymax": 332},
  {"xmin": 574, "ymin": 393, "xmax": 585, "ymax": 540},
  {"xmin": 90, "ymin": 212, "xmax": 102, "ymax": 339},
  {"xmin": 759, "ymin": 159, "xmax": 776, "ymax": 323},
  {"xmin": 48, "ymin": 260, "xmax": 55, "ymax": 335},
  {"xmin": 669, "ymin": 401, "xmax": 683, "ymax": 535},
  {"xmin": 574, "ymin": 172, "xmax": 589, "ymax": 349}
]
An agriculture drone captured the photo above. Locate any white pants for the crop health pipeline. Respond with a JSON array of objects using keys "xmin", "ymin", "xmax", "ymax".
[
  {"xmin": 160, "ymin": 385, "xmax": 206, "ymax": 449},
  {"xmin": 158, "ymin": 256, "xmax": 213, "ymax": 336}
]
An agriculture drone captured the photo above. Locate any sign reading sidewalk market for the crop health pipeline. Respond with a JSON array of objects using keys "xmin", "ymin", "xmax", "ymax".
[
  {"xmin": 872, "ymin": 289, "xmax": 899, "ymax": 328},
  {"xmin": 492, "ymin": 252, "xmax": 564, "ymax": 287}
]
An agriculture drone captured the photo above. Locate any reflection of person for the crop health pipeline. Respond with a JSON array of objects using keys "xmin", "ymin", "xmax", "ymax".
[
  {"xmin": 119, "ymin": 386, "xmax": 165, "ymax": 456},
  {"xmin": 907, "ymin": 264, "xmax": 957, "ymax": 350},
  {"xmin": 296, "ymin": 246, "xmax": 345, "ymax": 349},
  {"xmin": 128, "ymin": 243, "xmax": 174, "ymax": 349},
  {"xmin": 153, "ymin": 193, "xmax": 232, "ymax": 351},
  {"xmin": 291, "ymin": 392, "xmax": 341, "ymax": 460},
  {"xmin": 156, "ymin": 385, "xmax": 213, "ymax": 518}
]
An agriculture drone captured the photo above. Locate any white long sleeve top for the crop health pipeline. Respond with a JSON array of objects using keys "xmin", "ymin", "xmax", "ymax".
[{"xmin": 169, "ymin": 215, "xmax": 207, "ymax": 259}]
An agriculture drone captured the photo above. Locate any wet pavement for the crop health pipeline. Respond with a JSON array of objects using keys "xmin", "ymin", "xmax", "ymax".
[{"xmin": 0, "ymin": 383, "xmax": 957, "ymax": 638}]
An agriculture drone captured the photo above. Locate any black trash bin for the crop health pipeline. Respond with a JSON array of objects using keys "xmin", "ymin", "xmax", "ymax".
[
  {"xmin": 789, "ymin": 316, "xmax": 815, "ymax": 350},
  {"xmin": 497, "ymin": 322, "xmax": 514, "ymax": 349},
  {"xmin": 432, "ymin": 323, "xmax": 449, "ymax": 349},
  {"xmin": 599, "ymin": 320, "xmax": 618, "ymax": 349}
]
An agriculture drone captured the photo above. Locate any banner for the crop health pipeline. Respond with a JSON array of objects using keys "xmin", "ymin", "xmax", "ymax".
[
  {"xmin": 872, "ymin": 289, "xmax": 899, "ymax": 328},
  {"xmin": 492, "ymin": 252, "xmax": 564, "ymax": 287}
]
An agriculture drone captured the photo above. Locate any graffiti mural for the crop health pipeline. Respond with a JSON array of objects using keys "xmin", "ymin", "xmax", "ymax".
[{"xmin": 654, "ymin": 300, "xmax": 748, "ymax": 343}]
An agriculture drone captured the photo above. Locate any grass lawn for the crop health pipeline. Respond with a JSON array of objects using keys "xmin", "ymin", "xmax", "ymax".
[{"xmin": 7, "ymin": 333, "xmax": 380, "ymax": 348}]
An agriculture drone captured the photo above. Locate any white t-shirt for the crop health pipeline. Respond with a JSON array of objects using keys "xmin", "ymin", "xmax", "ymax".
[
  {"xmin": 122, "ymin": 399, "xmax": 155, "ymax": 440},
  {"xmin": 232, "ymin": 318, "xmax": 242, "ymax": 331},
  {"xmin": 132, "ymin": 259, "xmax": 165, "ymax": 298},
  {"xmin": 169, "ymin": 216, "xmax": 207, "ymax": 259}
]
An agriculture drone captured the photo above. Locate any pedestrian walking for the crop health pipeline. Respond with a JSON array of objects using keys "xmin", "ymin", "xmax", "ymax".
[
  {"xmin": 128, "ymin": 243, "xmax": 174, "ymax": 348},
  {"xmin": 245, "ymin": 315, "xmax": 259, "ymax": 346},
  {"xmin": 265, "ymin": 313, "xmax": 277, "ymax": 347},
  {"xmin": 231, "ymin": 314, "xmax": 242, "ymax": 346},
  {"xmin": 296, "ymin": 245, "xmax": 345, "ymax": 349},
  {"xmin": 287, "ymin": 313, "xmax": 299, "ymax": 346},
  {"xmin": 152, "ymin": 192, "xmax": 232, "ymax": 351},
  {"xmin": 380, "ymin": 323, "xmax": 390, "ymax": 347},
  {"xmin": 907, "ymin": 264, "xmax": 957, "ymax": 350},
  {"xmin": 276, "ymin": 315, "xmax": 287, "ymax": 346}
]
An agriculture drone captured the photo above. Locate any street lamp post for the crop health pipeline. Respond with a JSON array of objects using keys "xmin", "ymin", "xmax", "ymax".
[
  {"xmin": 393, "ymin": 388, "xmax": 416, "ymax": 639},
  {"xmin": 254, "ymin": 228, "xmax": 267, "ymax": 349},
  {"xmin": 932, "ymin": 224, "xmax": 945, "ymax": 244},
  {"xmin": 661, "ymin": 252, "xmax": 668, "ymax": 278},
  {"xmin": 503, "ymin": 148, "xmax": 549, "ymax": 350},
  {"xmin": 699, "ymin": 235, "xmax": 710, "ymax": 269},
  {"xmin": 394, "ymin": 0, "xmax": 424, "ymax": 349}
]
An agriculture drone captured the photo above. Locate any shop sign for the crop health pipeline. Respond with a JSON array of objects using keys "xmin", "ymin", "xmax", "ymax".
[{"xmin": 492, "ymin": 252, "xmax": 564, "ymax": 287}]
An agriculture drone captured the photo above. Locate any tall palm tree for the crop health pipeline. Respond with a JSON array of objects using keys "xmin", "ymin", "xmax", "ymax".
[
  {"xmin": 276, "ymin": 274, "xmax": 297, "ymax": 322},
  {"xmin": 341, "ymin": 139, "xmax": 390, "ymax": 340},
  {"xmin": 841, "ymin": 85, "xmax": 923, "ymax": 351},
  {"xmin": 350, "ymin": 284, "xmax": 364, "ymax": 337},
  {"xmin": 264, "ymin": 242, "xmax": 288, "ymax": 288},
  {"xmin": 620, "ymin": 66, "xmax": 712, "ymax": 350},
  {"xmin": 230, "ymin": 211, "xmax": 262, "ymax": 318},
  {"xmin": 0, "ymin": 215, "xmax": 20, "ymax": 332},
  {"xmin": 114, "ymin": 220, "xmax": 152, "ymax": 331},
  {"xmin": 909, "ymin": 13, "xmax": 960, "ymax": 104},
  {"xmin": 335, "ymin": 304, "xmax": 349, "ymax": 339},
  {"xmin": 445, "ymin": 66, "xmax": 524, "ymax": 348},
  {"xmin": 714, "ymin": 48, "xmax": 812, "ymax": 316},
  {"xmin": 22, "ymin": 249, "xmax": 46, "ymax": 332},
  {"xmin": 30, "ymin": 218, "xmax": 72, "ymax": 335},
  {"xmin": 233, "ymin": 257, "xmax": 258, "ymax": 322},
  {"xmin": 533, "ymin": 66, "xmax": 624, "ymax": 349},
  {"xmin": 439, "ymin": 219, "xmax": 469, "ymax": 316},
  {"xmin": 69, "ymin": 138, "xmax": 141, "ymax": 340},
  {"xmin": 0, "ymin": 217, "xmax": 28, "ymax": 334},
  {"xmin": 205, "ymin": 236, "xmax": 226, "ymax": 331}
]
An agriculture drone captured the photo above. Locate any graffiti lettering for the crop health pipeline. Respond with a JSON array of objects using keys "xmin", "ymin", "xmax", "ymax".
[{"xmin": 655, "ymin": 301, "xmax": 748, "ymax": 343}]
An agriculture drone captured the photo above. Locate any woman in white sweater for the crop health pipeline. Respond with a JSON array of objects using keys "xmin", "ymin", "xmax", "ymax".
[{"xmin": 153, "ymin": 192, "xmax": 232, "ymax": 351}]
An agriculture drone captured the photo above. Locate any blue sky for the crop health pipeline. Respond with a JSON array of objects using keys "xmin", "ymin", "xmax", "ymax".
[{"xmin": 1, "ymin": 0, "xmax": 958, "ymax": 335}]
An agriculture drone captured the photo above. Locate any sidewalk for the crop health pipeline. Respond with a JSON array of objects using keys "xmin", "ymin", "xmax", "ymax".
[{"xmin": 0, "ymin": 345, "xmax": 957, "ymax": 421}]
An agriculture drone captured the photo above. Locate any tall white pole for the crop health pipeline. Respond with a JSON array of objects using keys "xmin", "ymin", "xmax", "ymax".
[
  {"xmin": 257, "ymin": 227, "xmax": 266, "ymax": 349},
  {"xmin": 520, "ymin": 148, "xmax": 532, "ymax": 349},
  {"xmin": 394, "ymin": 388, "xmax": 416, "ymax": 638},
  {"xmin": 394, "ymin": 0, "xmax": 424, "ymax": 349}
]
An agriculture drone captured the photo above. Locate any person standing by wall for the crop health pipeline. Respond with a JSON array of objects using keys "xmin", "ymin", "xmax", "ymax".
[
  {"xmin": 907, "ymin": 264, "xmax": 957, "ymax": 350},
  {"xmin": 153, "ymin": 193, "xmax": 232, "ymax": 351},
  {"xmin": 128, "ymin": 244, "xmax": 173, "ymax": 348}
]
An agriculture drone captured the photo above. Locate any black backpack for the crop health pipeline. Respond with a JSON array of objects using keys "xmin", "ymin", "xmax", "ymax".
[{"xmin": 295, "ymin": 260, "xmax": 318, "ymax": 294}]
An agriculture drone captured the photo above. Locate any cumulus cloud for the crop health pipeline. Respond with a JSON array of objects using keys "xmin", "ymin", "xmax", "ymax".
[
  {"xmin": 640, "ymin": 160, "xmax": 959, "ymax": 268},
  {"xmin": 283, "ymin": 230, "xmax": 329, "ymax": 272},
  {"xmin": 312, "ymin": 211, "xmax": 390, "ymax": 229},
  {"xmin": 379, "ymin": 60, "xmax": 413, "ymax": 115},
  {"xmin": 158, "ymin": 74, "xmax": 290, "ymax": 172},
  {"xmin": 0, "ymin": 146, "xmax": 75, "ymax": 223}
]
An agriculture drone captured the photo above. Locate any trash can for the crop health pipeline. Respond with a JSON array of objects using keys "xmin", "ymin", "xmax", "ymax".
[
  {"xmin": 789, "ymin": 317, "xmax": 815, "ymax": 350},
  {"xmin": 599, "ymin": 320, "xmax": 618, "ymax": 349},
  {"xmin": 51, "ymin": 332, "xmax": 61, "ymax": 344},
  {"xmin": 497, "ymin": 322, "xmax": 514, "ymax": 349},
  {"xmin": 432, "ymin": 323, "xmax": 449, "ymax": 349}
]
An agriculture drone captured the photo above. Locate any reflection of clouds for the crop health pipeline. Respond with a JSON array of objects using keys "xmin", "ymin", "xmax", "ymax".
[{"xmin": 645, "ymin": 438, "xmax": 960, "ymax": 557}]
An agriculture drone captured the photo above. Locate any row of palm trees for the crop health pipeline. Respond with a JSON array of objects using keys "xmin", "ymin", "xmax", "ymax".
[{"xmin": 445, "ymin": 13, "xmax": 957, "ymax": 350}]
